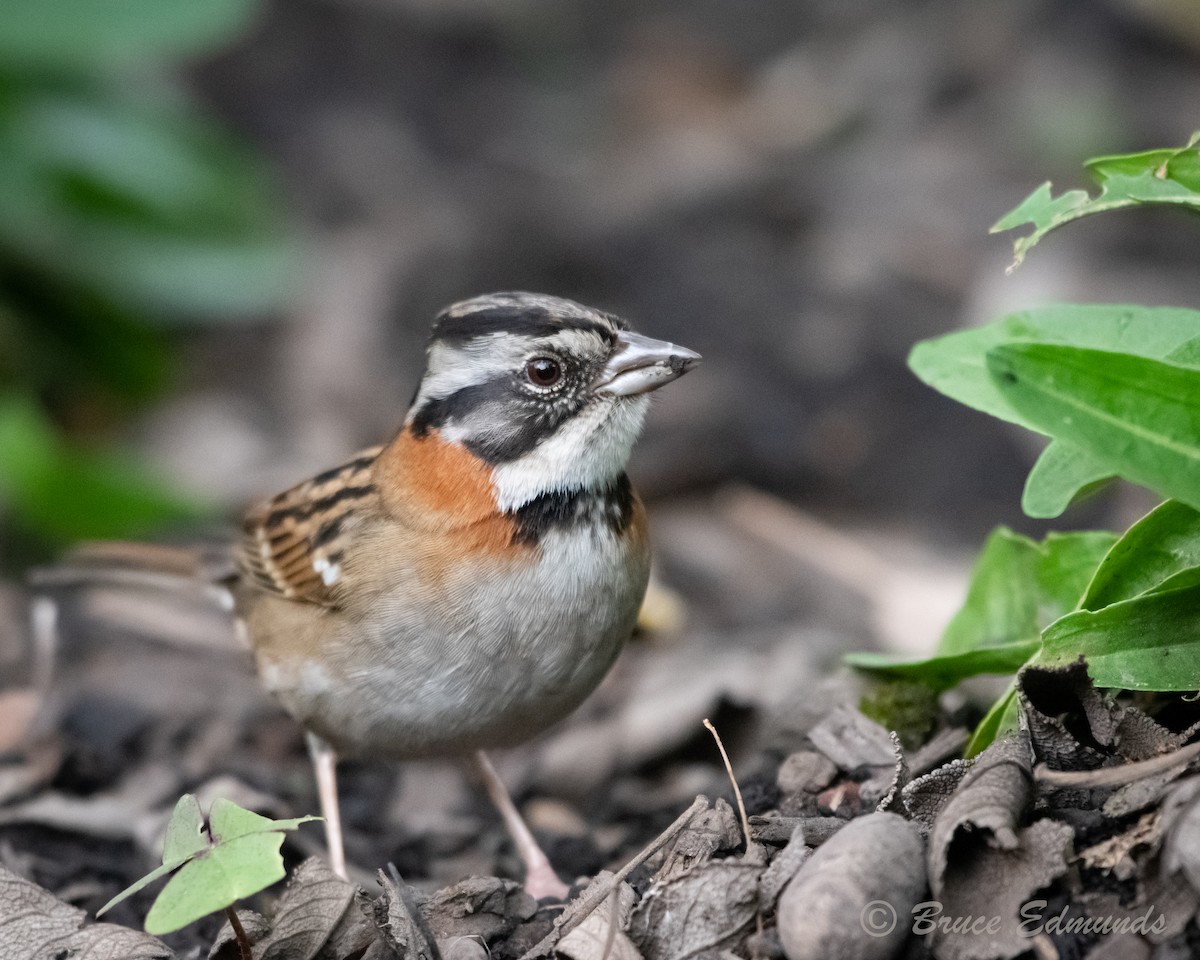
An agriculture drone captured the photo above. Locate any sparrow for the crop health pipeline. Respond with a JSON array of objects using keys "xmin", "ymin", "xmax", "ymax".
[{"xmin": 232, "ymin": 292, "xmax": 700, "ymax": 894}]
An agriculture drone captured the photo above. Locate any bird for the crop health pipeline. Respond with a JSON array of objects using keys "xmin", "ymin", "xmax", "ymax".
[{"xmin": 227, "ymin": 292, "xmax": 701, "ymax": 895}]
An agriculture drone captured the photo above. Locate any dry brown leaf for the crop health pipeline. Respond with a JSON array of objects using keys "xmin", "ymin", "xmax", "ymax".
[
  {"xmin": 928, "ymin": 733, "xmax": 1033, "ymax": 897},
  {"xmin": 0, "ymin": 863, "xmax": 175, "ymax": 960},
  {"xmin": 557, "ymin": 878, "xmax": 640, "ymax": 960},
  {"xmin": 776, "ymin": 811, "xmax": 925, "ymax": 960},
  {"xmin": 223, "ymin": 857, "xmax": 379, "ymax": 960},
  {"xmin": 630, "ymin": 857, "xmax": 760, "ymax": 960}
]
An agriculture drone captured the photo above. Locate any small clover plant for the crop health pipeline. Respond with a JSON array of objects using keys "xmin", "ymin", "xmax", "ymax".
[
  {"xmin": 99, "ymin": 795, "xmax": 319, "ymax": 947},
  {"xmin": 848, "ymin": 133, "xmax": 1200, "ymax": 754}
]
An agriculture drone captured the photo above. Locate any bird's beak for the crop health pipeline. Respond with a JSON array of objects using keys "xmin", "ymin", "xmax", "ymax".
[{"xmin": 595, "ymin": 331, "xmax": 702, "ymax": 397}]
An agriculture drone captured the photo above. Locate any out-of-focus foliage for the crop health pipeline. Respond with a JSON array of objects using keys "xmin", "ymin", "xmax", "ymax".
[{"xmin": 0, "ymin": 0, "xmax": 295, "ymax": 557}]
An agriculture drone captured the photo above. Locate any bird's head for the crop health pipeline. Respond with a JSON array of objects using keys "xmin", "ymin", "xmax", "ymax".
[{"xmin": 406, "ymin": 292, "xmax": 700, "ymax": 510}]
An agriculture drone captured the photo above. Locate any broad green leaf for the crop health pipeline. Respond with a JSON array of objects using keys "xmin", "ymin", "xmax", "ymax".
[
  {"xmin": 162, "ymin": 795, "xmax": 208, "ymax": 864},
  {"xmin": 936, "ymin": 527, "xmax": 1116, "ymax": 656},
  {"xmin": 845, "ymin": 640, "xmax": 1040, "ymax": 692},
  {"xmin": 1037, "ymin": 582, "xmax": 1200, "ymax": 691},
  {"xmin": 908, "ymin": 304, "xmax": 1200, "ymax": 432},
  {"xmin": 145, "ymin": 833, "xmax": 286, "ymax": 935},
  {"xmin": 95, "ymin": 794, "xmax": 319, "ymax": 934},
  {"xmin": 987, "ymin": 345, "xmax": 1200, "ymax": 513},
  {"xmin": 208, "ymin": 798, "xmax": 317, "ymax": 844},
  {"xmin": 1021, "ymin": 441, "xmax": 1114, "ymax": 519},
  {"xmin": 97, "ymin": 795, "xmax": 207, "ymax": 918},
  {"xmin": 0, "ymin": 393, "xmax": 205, "ymax": 542},
  {"xmin": 0, "ymin": 0, "xmax": 257, "ymax": 72},
  {"xmin": 1165, "ymin": 335, "xmax": 1200, "ymax": 366},
  {"xmin": 964, "ymin": 683, "xmax": 1018, "ymax": 758},
  {"xmin": 993, "ymin": 133, "xmax": 1200, "ymax": 268},
  {"xmin": 1082, "ymin": 500, "xmax": 1200, "ymax": 610}
]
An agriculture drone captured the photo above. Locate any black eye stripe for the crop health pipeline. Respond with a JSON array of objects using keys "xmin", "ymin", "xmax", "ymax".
[{"xmin": 409, "ymin": 373, "xmax": 585, "ymax": 463}]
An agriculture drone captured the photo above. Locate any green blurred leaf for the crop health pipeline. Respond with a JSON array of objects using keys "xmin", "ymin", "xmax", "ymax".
[
  {"xmin": 988, "ymin": 344, "xmax": 1200, "ymax": 513},
  {"xmin": 964, "ymin": 682, "xmax": 1018, "ymax": 758},
  {"xmin": 845, "ymin": 640, "xmax": 1040, "ymax": 692},
  {"xmin": 0, "ymin": 0, "xmax": 258, "ymax": 72},
  {"xmin": 96, "ymin": 793, "xmax": 319, "ymax": 935},
  {"xmin": 936, "ymin": 527, "xmax": 1116, "ymax": 656},
  {"xmin": 908, "ymin": 304, "xmax": 1200, "ymax": 434},
  {"xmin": 993, "ymin": 133, "xmax": 1200, "ymax": 268},
  {"xmin": 1037, "ymin": 582, "xmax": 1200, "ymax": 691},
  {"xmin": 0, "ymin": 392, "xmax": 205, "ymax": 543},
  {"xmin": 0, "ymin": 84, "xmax": 296, "ymax": 320},
  {"xmin": 1021, "ymin": 440, "xmax": 1114, "ymax": 519},
  {"xmin": 1082, "ymin": 500, "xmax": 1200, "ymax": 611},
  {"xmin": 1, "ymin": 259, "xmax": 173, "ymax": 404}
]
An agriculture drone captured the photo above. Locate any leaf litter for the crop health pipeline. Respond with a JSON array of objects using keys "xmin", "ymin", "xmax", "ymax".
[{"xmin": 8, "ymin": 534, "xmax": 1200, "ymax": 958}]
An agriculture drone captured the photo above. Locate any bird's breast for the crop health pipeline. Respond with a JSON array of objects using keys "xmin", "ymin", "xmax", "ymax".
[{"xmin": 253, "ymin": 493, "xmax": 650, "ymax": 759}]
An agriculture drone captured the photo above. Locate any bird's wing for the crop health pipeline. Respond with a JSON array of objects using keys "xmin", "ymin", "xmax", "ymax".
[{"xmin": 240, "ymin": 445, "xmax": 384, "ymax": 607}]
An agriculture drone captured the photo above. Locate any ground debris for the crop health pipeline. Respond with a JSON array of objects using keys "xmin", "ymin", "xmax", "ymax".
[
  {"xmin": 0, "ymin": 863, "xmax": 175, "ymax": 960},
  {"xmin": 776, "ymin": 811, "xmax": 925, "ymax": 960}
]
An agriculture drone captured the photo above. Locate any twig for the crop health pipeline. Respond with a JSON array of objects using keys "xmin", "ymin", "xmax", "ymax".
[
  {"xmin": 703, "ymin": 718, "xmax": 752, "ymax": 852},
  {"xmin": 225, "ymin": 907, "xmax": 252, "ymax": 960},
  {"xmin": 1033, "ymin": 739, "xmax": 1200, "ymax": 788},
  {"xmin": 518, "ymin": 795, "xmax": 709, "ymax": 960}
]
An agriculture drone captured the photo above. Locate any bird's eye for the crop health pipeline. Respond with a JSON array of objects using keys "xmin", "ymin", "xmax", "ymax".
[{"xmin": 525, "ymin": 357, "xmax": 562, "ymax": 387}]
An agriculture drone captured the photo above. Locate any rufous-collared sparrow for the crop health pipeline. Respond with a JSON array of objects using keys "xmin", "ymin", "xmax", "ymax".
[{"xmin": 233, "ymin": 291, "xmax": 699, "ymax": 895}]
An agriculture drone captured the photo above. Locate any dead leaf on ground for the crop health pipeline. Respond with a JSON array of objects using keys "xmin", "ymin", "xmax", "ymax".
[
  {"xmin": 629, "ymin": 857, "xmax": 760, "ymax": 960},
  {"xmin": 1019, "ymin": 661, "xmax": 1181, "ymax": 771},
  {"xmin": 775, "ymin": 811, "xmax": 925, "ymax": 960},
  {"xmin": 422, "ymin": 875, "xmax": 538, "ymax": 943},
  {"xmin": 210, "ymin": 857, "xmax": 379, "ymax": 960},
  {"xmin": 806, "ymin": 705, "xmax": 895, "ymax": 771},
  {"xmin": 0, "ymin": 863, "xmax": 175, "ymax": 960},
  {"xmin": 928, "ymin": 733, "xmax": 1034, "ymax": 896},
  {"xmin": 557, "ymin": 874, "xmax": 640, "ymax": 960}
]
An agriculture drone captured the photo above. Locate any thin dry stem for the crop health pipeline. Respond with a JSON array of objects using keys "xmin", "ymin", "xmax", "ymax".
[{"xmin": 703, "ymin": 718, "xmax": 752, "ymax": 851}]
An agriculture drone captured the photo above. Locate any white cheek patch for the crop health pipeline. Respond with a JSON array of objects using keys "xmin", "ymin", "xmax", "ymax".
[{"xmin": 490, "ymin": 396, "xmax": 650, "ymax": 510}]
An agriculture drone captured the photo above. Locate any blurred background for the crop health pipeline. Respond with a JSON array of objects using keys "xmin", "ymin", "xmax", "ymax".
[{"xmin": 3, "ymin": 0, "xmax": 1200, "ymax": 937}]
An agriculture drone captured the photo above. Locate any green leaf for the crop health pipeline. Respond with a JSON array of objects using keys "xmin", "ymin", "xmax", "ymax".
[
  {"xmin": 162, "ymin": 795, "xmax": 208, "ymax": 864},
  {"xmin": 1081, "ymin": 500, "xmax": 1200, "ymax": 610},
  {"xmin": 908, "ymin": 304, "xmax": 1200, "ymax": 433},
  {"xmin": 144, "ymin": 833, "xmax": 286, "ymax": 935},
  {"xmin": 96, "ymin": 795, "xmax": 207, "ymax": 918},
  {"xmin": 1037, "ymin": 582, "xmax": 1200, "ymax": 691},
  {"xmin": 208, "ymin": 798, "xmax": 317, "ymax": 844},
  {"xmin": 94, "ymin": 794, "xmax": 320, "ymax": 935},
  {"xmin": 0, "ymin": 0, "xmax": 258, "ymax": 72},
  {"xmin": 987, "ymin": 344, "xmax": 1200, "ymax": 513},
  {"xmin": 0, "ymin": 392, "xmax": 206, "ymax": 543},
  {"xmin": 845, "ymin": 640, "xmax": 1040, "ymax": 692},
  {"xmin": 937, "ymin": 527, "xmax": 1116, "ymax": 656},
  {"xmin": 993, "ymin": 133, "xmax": 1200, "ymax": 268},
  {"xmin": 1021, "ymin": 440, "xmax": 1114, "ymax": 519},
  {"xmin": 964, "ymin": 683, "xmax": 1018, "ymax": 758},
  {"xmin": 0, "ymin": 86, "xmax": 297, "ymax": 320}
]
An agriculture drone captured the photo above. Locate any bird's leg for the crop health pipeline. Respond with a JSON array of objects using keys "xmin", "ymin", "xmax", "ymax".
[
  {"xmin": 473, "ymin": 750, "xmax": 569, "ymax": 900},
  {"xmin": 307, "ymin": 732, "xmax": 347, "ymax": 880}
]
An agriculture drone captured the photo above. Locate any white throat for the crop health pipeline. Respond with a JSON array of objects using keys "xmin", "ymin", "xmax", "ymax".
[{"xmin": 488, "ymin": 397, "xmax": 649, "ymax": 511}]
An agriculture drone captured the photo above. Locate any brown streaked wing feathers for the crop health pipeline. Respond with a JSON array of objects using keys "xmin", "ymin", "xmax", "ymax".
[{"xmin": 240, "ymin": 446, "xmax": 383, "ymax": 606}]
